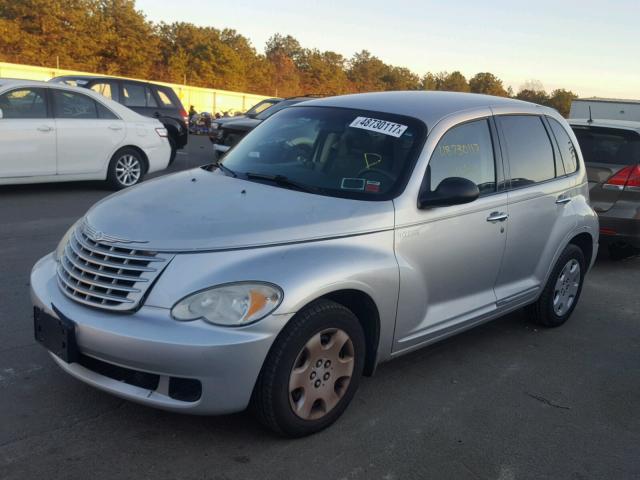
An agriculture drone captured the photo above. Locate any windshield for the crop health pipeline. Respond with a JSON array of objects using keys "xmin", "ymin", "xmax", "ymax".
[
  {"xmin": 220, "ymin": 106, "xmax": 426, "ymax": 200},
  {"xmin": 247, "ymin": 99, "xmax": 279, "ymax": 116},
  {"xmin": 255, "ymin": 99, "xmax": 304, "ymax": 120}
]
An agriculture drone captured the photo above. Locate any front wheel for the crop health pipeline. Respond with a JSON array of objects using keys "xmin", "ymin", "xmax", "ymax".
[
  {"xmin": 526, "ymin": 244, "xmax": 586, "ymax": 327},
  {"xmin": 252, "ymin": 299, "xmax": 365, "ymax": 437},
  {"xmin": 106, "ymin": 148, "xmax": 146, "ymax": 190}
]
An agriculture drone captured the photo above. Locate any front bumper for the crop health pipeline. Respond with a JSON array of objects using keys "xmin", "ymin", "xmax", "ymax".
[{"xmin": 30, "ymin": 253, "xmax": 293, "ymax": 415}]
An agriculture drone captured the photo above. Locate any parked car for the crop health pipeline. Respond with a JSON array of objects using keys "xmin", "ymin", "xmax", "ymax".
[
  {"xmin": 0, "ymin": 79, "xmax": 170, "ymax": 189},
  {"xmin": 49, "ymin": 75, "xmax": 188, "ymax": 163},
  {"xmin": 569, "ymin": 119, "xmax": 640, "ymax": 257},
  {"xmin": 31, "ymin": 91, "xmax": 598, "ymax": 437},
  {"xmin": 209, "ymin": 96, "xmax": 314, "ymax": 158},
  {"xmin": 208, "ymin": 97, "xmax": 282, "ymax": 133}
]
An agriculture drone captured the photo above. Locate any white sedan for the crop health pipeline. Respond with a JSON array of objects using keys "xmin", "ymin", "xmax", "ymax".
[{"xmin": 0, "ymin": 79, "xmax": 171, "ymax": 189}]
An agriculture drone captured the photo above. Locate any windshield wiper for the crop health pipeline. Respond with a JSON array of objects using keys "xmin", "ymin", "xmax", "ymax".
[
  {"xmin": 244, "ymin": 172, "xmax": 315, "ymax": 193},
  {"xmin": 211, "ymin": 161, "xmax": 237, "ymax": 177}
]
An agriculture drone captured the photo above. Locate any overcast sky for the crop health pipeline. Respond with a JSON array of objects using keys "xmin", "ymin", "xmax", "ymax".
[{"xmin": 137, "ymin": 0, "xmax": 639, "ymax": 99}]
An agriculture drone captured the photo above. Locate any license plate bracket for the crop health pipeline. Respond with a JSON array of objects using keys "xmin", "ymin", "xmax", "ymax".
[{"xmin": 34, "ymin": 307, "xmax": 78, "ymax": 363}]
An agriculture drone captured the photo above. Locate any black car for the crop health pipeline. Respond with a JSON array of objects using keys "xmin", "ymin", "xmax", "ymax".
[
  {"xmin": 209, "ymin": 96, "xmax": 314, "ymax": 157},
  {"xmin": 50, "ymin": 75, "xmax": 188, "ymax": 163}
]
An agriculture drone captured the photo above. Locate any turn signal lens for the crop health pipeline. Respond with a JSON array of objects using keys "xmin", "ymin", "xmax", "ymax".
[{"xmin": 171, "ymin": 283, "xmax": 283, "ymax": 326}]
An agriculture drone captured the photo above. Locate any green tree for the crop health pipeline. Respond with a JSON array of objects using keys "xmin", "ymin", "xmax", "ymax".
[
  {"xmin": 516, "ymin": 88, "xmax": 550, "ymax": 105},
  {"xmin": 469, "ymin": 72, "xmax": 508, "ymax": 96},
  {"xmin": 265, "ymin": 34, "xmax": 302, "ymax": 96},
  {"xmin": 347, "ymin": 50, "xmax": 389, "ymax": 92},
  {"xmin": 546, "ymin": 89, "xmax": 578, "ymax": 117},
  {"xmin": 382, "ymin": 66, "xmax": 420, "ymax": 90}
]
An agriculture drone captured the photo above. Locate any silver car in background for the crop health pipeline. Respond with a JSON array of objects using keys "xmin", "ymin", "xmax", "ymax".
[{"xmin": 31, "ymin": 91, "xmax": 598, "ymax": 437}]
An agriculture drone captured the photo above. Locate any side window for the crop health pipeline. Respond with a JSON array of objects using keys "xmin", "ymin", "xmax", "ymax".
[
  {"xmin": 145, "ymin": 87, "xmax": 158, "ymax": 108},
  {"xmin": 497, "ymin": 115, "xmax": 555, "ymax": 188},
  {"xmin": 428, "ymin": 119, "xmax": 496, "ymax": 196},
  {"xmin": 90, "ymin": 82, "xmax": 117, "ymax": 101},
  {"xmin": 122, "ymin": 82, "xmax": 152, "ymax": 107},
  {"xmin": 155, "ymin": 87, "xmax": 175, "ymax": 107},
  {"xmin": 548, "ymin": 118, "xmax": 578, "ymax": 174},
  {"xmin": 0, "ymin": 88, "xmax": 47, "ymax": 119},
  {"xmin": 52, "ymin": 90, "xmax": 98, "ymax": 119},
  {"xmin": 96, "ymin": 102, "xmax": 118, "ymax": 120}
]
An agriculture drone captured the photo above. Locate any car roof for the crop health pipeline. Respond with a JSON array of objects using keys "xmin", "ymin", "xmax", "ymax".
[
  {"xmin": 569, "ymin": 118, "xmax": 640, "ymax": 132},
  {"xmin": 0, "ymin": 78, "xmax": 154, "ymax": 122},
  {"xmin": 52, "ymin": 74, "xmax": 148, "ymax": 84},
  {"xmin": 298, "ymin": 91, "xmax": 539, "ymax": 126}
]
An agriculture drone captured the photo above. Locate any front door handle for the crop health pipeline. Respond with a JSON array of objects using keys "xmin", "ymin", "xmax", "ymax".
[
  {"xmin": 487, "ymin": 211, "xmax": 508, "ymax": 222},
  {"xmin": 556, "ymin": 195, "xmax": 572, "ymax": 205},
  {"xmin": 37, "ymin": 125, "xmax": 53, "ymax": 132}
]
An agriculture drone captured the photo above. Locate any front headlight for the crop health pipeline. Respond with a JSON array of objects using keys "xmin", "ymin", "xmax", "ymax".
[
  {"xmin": 55, "ymin": 220, "xmax": 81, "ymax": 261},
  {"xmin": 171, "ymin": 282, "xmax": 283, "ymax": 326},
  {"xmin": 210, "ymin": 122, "xmax": 219, "ymax": 130}
]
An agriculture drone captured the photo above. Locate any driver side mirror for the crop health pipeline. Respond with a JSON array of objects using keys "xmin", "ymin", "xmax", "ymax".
[{"xmin": 418, "ymin": 177, "xmax": 480, "ymax": 209}]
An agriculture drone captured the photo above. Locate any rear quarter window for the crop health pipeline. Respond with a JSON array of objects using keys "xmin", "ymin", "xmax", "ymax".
[
  {"xmin": 548, "ymin": 118, "xmax": 579, "ymax": 174},
  {"xmin": 155, "ymin": 87, "xmax": 177, "ymax": 108}
]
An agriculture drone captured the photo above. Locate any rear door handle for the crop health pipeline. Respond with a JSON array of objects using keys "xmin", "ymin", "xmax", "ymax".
[
  {"xmin": 37, "ymin": 125, "xmax": 53, "ymax": 132},
  {"xmin": 556, "ymin": 195, "xmax": 572, "ymax": 205},
  {"xmin": 108, "ymin": 124, "xmax": 123, "ymax": 131},
  {"xmin": 487, "ymin": 211, "xmax": 508, "ymax": 222}
]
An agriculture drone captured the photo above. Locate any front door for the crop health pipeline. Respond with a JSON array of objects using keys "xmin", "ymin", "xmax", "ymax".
[
  {"xmin": 0, "ymin": 87, "xmax": 56, "ymax": 177},
  {"xmin": 393, "ymin": 117, "xmax": 508, "ymax": 353}
]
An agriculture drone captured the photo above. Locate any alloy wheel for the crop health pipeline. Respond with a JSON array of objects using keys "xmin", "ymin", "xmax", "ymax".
[
  {"xmin": 552, "ymin": 258, "xmax": 581, "ymax": 316},
  {"xmin": 115, "ymin": 154, "xmax": 142, "ymax": 187}
]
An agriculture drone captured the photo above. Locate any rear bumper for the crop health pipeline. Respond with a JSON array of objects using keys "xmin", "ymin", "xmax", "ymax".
[{"xmin": 597, "ymin": 205, "xmax": 640, "ymax": 248}]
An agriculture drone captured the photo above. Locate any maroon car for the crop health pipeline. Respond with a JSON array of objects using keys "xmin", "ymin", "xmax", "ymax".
[{"xmin": 570, "ymin": 120, "xmax": 640, "ymax": 258}]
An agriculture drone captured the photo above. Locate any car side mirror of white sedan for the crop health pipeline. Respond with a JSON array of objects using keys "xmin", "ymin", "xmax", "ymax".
[{"xmin": 0, "ymin": 108, "xmax": 4, "ymax": 119}]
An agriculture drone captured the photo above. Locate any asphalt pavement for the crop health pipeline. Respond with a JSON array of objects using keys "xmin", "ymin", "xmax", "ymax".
[{"xmin": 1, "ymin": 135, "xmax": 639, "ymax": 479}]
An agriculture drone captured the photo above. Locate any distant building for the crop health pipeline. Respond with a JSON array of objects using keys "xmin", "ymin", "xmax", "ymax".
[{"xmin": 570, "ymin": 97, "xmax": 640, "ymax": 122}]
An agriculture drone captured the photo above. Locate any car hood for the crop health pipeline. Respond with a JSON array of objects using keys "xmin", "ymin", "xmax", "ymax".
[
  {"xmin": 221, "ymin": 118, "xmax": 262, "ymax": 131},
  {"xmin": 84, "ymin": 168, "xmax": 394, "ymax": 252}
]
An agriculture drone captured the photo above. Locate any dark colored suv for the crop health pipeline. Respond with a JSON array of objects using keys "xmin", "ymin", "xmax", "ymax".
[
  {"xmin": 570, "ymin": 120, "xmax": 640, "ymax": 258},
  {"xmin": 209, "ymin": 96, "xmax": 315, "ymax": 158},
  {"xmin": 50, "ymin": 75, "xmax": 188, "ymax": 163}
]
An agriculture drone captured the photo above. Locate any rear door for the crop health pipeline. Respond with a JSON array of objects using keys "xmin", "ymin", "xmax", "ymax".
[
  {"xmin": 51, "ymin": 88, "xmax": 125, "ymax": 174},
  {"xmin": 121, "ymin": 81, "xmax": 158, "ymax": 119},
  {"xmin": 571, "ymin": 125, "xmax": 640, "ymax": 212},
  {"xmin": 0, "ymin": 87, "xmax": 56, "ymax": 177},
  {"xmin": 493, "ymin": 115, "xmax": 578, "ymax": 304}
]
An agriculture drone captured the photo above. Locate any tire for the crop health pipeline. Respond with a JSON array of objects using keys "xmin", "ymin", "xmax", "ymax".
[
  {"xmin": 526, "ymin": 244, "xmax": 586, "ymax": 327},
  {"xmin": 106, "ymin": 147, "xmax": 146, "ymax": 190},
  {"xmin": 251, "ymin": 299, "xmax": 365, "ymax": 437},
  {"xmin": 168, "ymin": 137, "xmax": 177, "ymax": 165}
]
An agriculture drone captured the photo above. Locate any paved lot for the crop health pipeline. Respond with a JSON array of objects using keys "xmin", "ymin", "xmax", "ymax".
[{"xmin": 1, "ymin": 135, "xmax": 639, "ymax": 479}]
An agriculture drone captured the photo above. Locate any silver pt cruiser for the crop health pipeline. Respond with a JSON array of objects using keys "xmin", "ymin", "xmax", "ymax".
[{"xmin": 31, "ymin": 91, "xmax": 599, "ymax": 436}]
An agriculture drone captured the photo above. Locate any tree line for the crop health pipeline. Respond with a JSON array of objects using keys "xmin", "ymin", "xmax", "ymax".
[{"xmin": 0, "ymin": 0, "xmax": 578, "ymax": 116}]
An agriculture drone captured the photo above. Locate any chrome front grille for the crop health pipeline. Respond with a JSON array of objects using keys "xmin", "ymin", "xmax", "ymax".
[{"xmin": 56, "ymin": 227, "xmax": 172, "ymax": 311}]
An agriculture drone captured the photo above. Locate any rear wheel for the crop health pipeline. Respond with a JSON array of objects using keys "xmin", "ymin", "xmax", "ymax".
[
  {"xmin": 526, "ymin": 244, "xmax": 585, "ymax": 327},
  {"xmin": 168, "ymin": 137, "xmax": 177, "ymax": 165},
  {"xmin": 252, "ymin": 299, "xmax": 365, "ymax": 437},
  {"xmin": 107, "ymin": 147, "xmax": 145, "ymax": 190}
]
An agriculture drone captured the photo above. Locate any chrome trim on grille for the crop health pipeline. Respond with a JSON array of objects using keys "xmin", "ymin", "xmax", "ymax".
[{"xmin": 56, "ymin": 226, "xmax": 173, "ymax": 311}]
